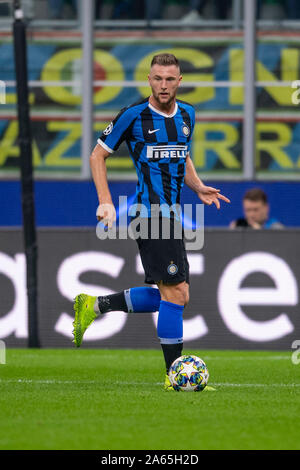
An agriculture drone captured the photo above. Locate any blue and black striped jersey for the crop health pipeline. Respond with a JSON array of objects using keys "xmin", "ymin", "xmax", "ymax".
[{"xmin": 97, "ymin": 97, "xmax": 195, "ymax": 215}]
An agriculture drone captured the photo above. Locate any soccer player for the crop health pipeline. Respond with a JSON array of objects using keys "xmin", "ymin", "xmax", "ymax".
[{"xmin": 72, "ymin": 53, "xmax": 230, "ymax": 390}]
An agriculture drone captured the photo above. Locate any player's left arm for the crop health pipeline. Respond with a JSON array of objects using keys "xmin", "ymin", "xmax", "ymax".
[{"xmin": 184, "ymin": 153, "xmax": 230, "ymax": 209}]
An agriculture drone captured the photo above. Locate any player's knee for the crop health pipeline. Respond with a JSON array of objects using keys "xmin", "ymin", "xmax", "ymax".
[
  {"xmin": 183, "ymin": 288, "xmax": 189, "ymax": 307},
  {"xmin": 176, "ymin": 283, "xmax": 189, "ymax": 306},
  {"xmin": 161, "ymin": 282, "xmax": 189, "ymax": 306}
]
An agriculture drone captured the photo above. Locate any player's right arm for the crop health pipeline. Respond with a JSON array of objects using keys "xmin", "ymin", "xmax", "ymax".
[
  {"xmin": 90, "ymin": 143, "xmax": 116, "ymax": 228},
  {"xmin": 91, "ymin": 105, "xmax": 139, "ymax": 227}
]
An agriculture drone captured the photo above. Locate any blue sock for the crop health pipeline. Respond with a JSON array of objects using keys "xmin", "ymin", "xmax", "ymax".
[
  {"xmin": 157, "ymin": 300, "xmax": 184, "ymax": 372},
  {"xmin": 157, "ymin": 300, "xmax": 184, "ymax": 343},
  {"xmin": 124, "ymin": 287, "xmax": 161, "ymax": 313}
]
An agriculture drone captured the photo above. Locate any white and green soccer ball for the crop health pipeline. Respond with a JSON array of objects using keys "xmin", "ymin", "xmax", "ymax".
[{"xmin": 168, "ymin": 355, "xmax": 209, "ymax": 392}]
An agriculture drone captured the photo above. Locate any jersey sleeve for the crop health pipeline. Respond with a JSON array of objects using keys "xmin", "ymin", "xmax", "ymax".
[
  {"xmin": 178, "ymin": 101, "xmax": 195, "ymax": 153},
  {"xmin": 97, "ymin": 106, "xmax": 136, "ymax": 153},
  {"xmin": 186, "ymin": 105, "xmax": 195, "ymax": 154},
  {"xmin": 189, "ymin": 106, "xmax": 196, "ymax": 138}
]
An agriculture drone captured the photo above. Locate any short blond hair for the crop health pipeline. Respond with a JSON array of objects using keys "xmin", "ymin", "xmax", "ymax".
[{"xmin": 151, "ymin": 53, "xmax": 180, "ymax": 70}]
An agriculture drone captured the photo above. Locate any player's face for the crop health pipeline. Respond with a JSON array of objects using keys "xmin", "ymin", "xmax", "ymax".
[
  {"xmin": 148, "ymin": 64, "xmax": 182, "ymax": 108},
  {"xmin": 243, "ymin": 199, "xmax": 269, "ymax": 225}
]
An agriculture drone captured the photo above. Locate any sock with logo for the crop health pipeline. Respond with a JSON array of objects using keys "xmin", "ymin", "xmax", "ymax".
[
  {"xmin": 95, "ymin": 287, "xmax": 161, "ymax": 314},
  {"xmin": 157, "ymin": 300, "xmax": 184, "ymax": 373}
]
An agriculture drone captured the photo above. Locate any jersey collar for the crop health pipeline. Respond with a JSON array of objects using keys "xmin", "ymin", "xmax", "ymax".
[{"xmin": 148, "ymin": 101, "xmax": 178, "ymax": 118}]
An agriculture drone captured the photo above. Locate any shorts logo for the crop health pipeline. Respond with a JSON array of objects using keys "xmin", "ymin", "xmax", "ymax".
[
  {"xmin": 181, "ymin": 122, "xmax": 190, "ymax": 137},
  {"xmin": 103, "ymin": 122, "xmax": 113, "ymax": 135},
  {"xmin": 167, "ymin": 262, "xmax": 178, "ymax": 275}
]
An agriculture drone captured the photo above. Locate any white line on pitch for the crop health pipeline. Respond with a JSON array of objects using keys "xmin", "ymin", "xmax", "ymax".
[{"xmin": 1, "ymin": 378, "xmax": 300, "ymax": 388}]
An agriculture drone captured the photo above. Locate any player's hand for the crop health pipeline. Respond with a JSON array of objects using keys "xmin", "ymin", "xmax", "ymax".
[
  {"xmin": 96, "ymin": 203, "xmax": 116, "ymax": 229},
  {"xmin": 197, "ymin": 186, "xmax": 231, "ymax": 209}
]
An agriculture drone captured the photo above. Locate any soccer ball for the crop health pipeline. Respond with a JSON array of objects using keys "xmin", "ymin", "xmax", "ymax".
[{"xmin": 168, "ymin": 355, "xmax": 209, "ymax": 392}]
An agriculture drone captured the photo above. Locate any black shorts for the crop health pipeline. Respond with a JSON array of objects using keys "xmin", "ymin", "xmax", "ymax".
[{"xmin": 135, "ymin": 217, "xmax": 189, "ymax": 285}]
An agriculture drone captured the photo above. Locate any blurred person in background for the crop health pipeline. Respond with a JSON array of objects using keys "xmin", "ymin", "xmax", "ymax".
[
  {"xmin": 145, "ymin": 0, "xmax": 162, "ymax": 21},
  {"xmin": 107, "ymin": 0, "xmax": 144, "ymax": 19},
  {"xmin": 1, "ymin": 0, "xmax": 35, "ymax": 18},
  {"xmin": 95, "ymin": 0, "xmax": 235, "ymax": 21},
  {"xmin": 182, "ymin": 0, "xmax": 232, "ymax": 22},
  {"xmin": 48, "ymin": 0, "xmax": 77, "ymax": 19},
  {"xmin": 256, "ymin": 0, "xmax": 300, "ymax": 20},
  {"xmin": 229, "ymin": 188, "xmax": 283, "ymax": 229}
]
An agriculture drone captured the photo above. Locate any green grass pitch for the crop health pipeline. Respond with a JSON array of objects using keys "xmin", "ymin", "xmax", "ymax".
[{"xmin": 0, "ymin": 349, "xmax": 299, "ymax": 450}]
